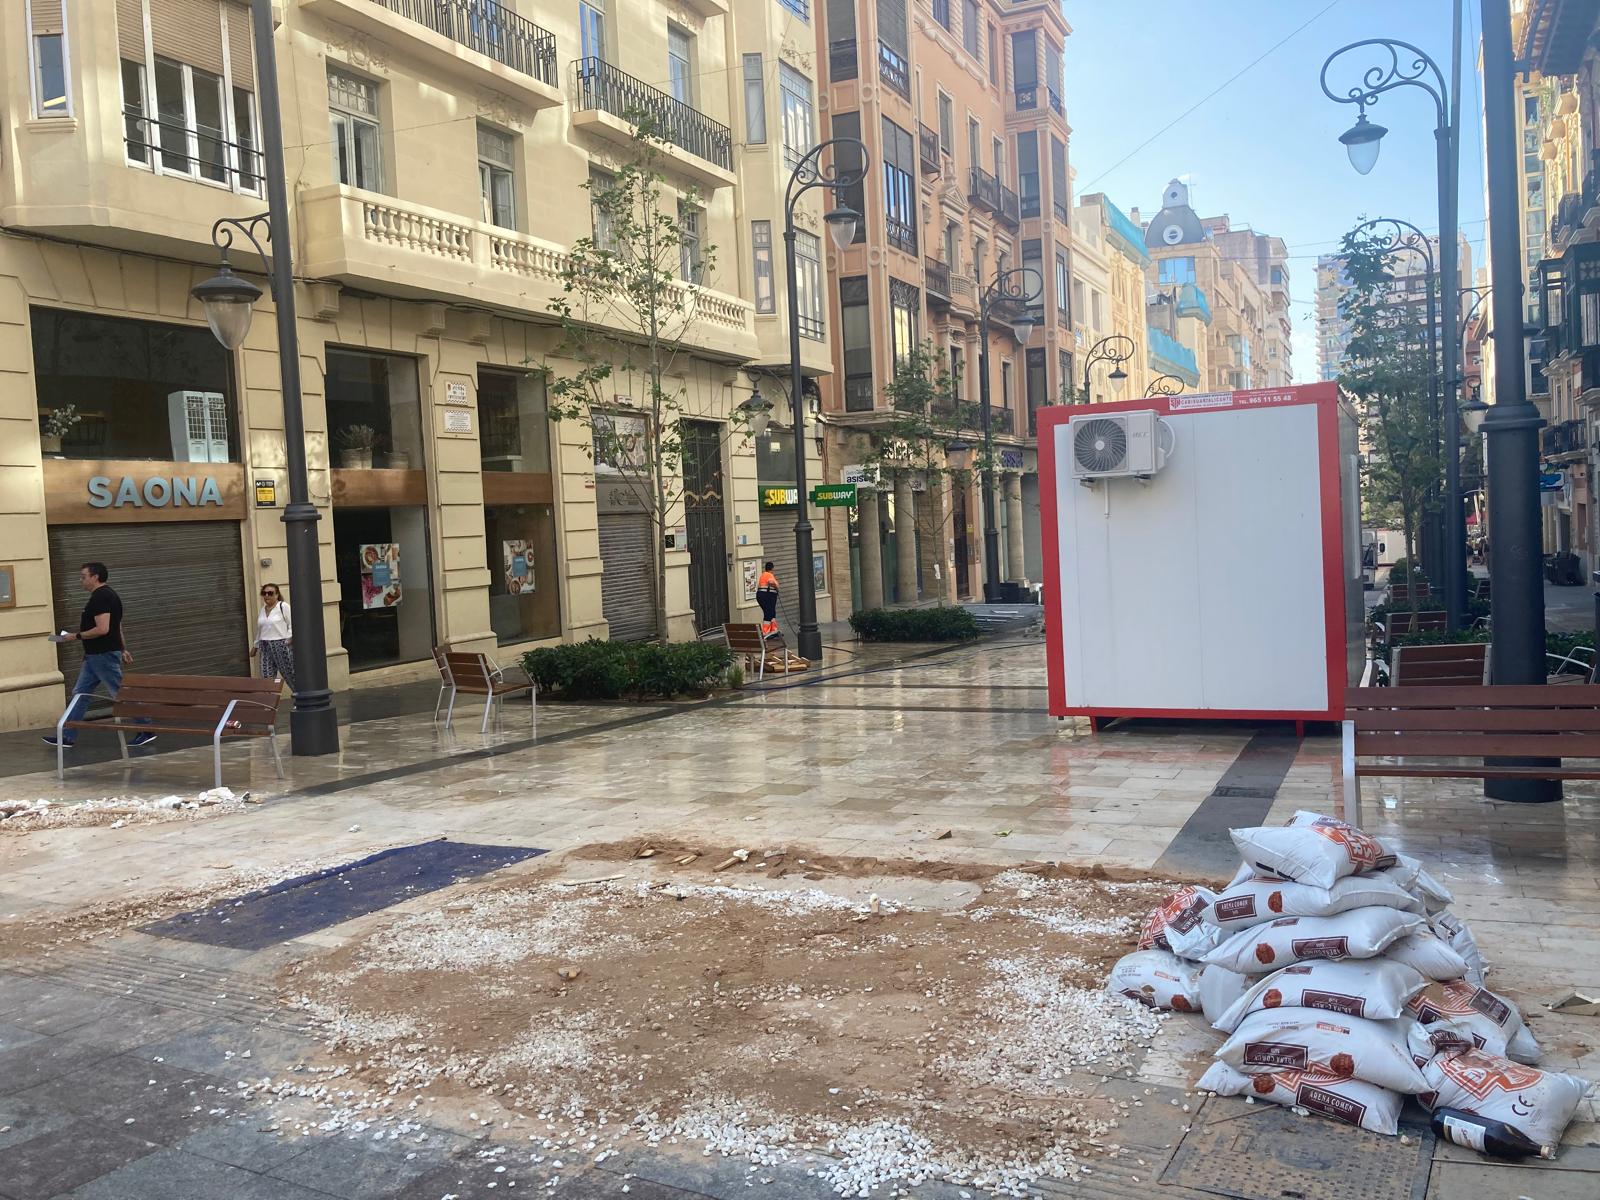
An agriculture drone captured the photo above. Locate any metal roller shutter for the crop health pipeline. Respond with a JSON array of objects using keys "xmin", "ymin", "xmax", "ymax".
[
  {"xmin": 150, "ymin": 0, "xmax": 226, "ymax": 76},
  {"xmin": 49, "ymin": 522, "xmax": 250, "ymax": 681},
  {"xmin": 225, "ymin": 1, "xmax": 253, "ymax": 88},
  {"xmin": 759, "ymin": 509, "xmax": 799, "ymax": 630},
  {"xmin": 598, "ymin": 513, "xmax": 657, "ymax": 642},
  {"xmin": 31, "ymin": 0, "xmax": 65, "ymax": 34},
  {"xmin": 117, "ymin": 0, "xmax": 144, "ymax": 61}
]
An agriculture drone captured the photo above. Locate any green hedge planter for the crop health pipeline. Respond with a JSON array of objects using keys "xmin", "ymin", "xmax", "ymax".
[
  {"xmin": 522, "ymin": 639, "xmax": 735, "ymax": 701},
  {"xmin": 848, "ymin": 607, "xmax": 981, "ymax": 643}
]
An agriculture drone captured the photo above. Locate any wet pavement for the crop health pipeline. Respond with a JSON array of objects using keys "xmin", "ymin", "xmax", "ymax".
[{"xmin": 1, "ymin": 629, "xmax": 1597, "ymax": 1199}]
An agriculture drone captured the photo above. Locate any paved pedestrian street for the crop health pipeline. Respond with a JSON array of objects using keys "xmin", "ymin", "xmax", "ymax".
[{"xmin": 1, "ymin": 633, "xmax": 1597, "ymax": 1200}]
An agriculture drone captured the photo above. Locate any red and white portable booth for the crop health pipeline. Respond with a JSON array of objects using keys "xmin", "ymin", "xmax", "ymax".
[{"xmin": 1038, "ymin": 383, "xmax": 1364, "ymax": 730}]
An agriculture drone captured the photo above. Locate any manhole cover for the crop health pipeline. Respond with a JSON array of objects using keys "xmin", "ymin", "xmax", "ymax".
[{"xmin": 1164, "ymin": 1105, "xmax": 1430, "ymax": 1200}]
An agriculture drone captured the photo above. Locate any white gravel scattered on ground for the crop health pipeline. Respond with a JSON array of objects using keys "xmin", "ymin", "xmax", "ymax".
[
  {"xmin": 968, "ymin": 871, "xmax": 1149, "ymax": 940},
  {"xmin": 0, "ymin": 787, "xmax": 249, "ymax": 831}
]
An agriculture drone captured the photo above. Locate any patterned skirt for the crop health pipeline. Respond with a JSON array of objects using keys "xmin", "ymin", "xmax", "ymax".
[{"xmin": 259, "ymin": 638, "xmax": 296, "ymax": 693}]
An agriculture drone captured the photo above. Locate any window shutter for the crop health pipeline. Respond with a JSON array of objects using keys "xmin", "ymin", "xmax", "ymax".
[
  {"xmin": 875, "ymin": 0, "xmax": 906, "ymax": 58},
  {"xmin": 226, "ymin": 1, "xmax": 254, "ymax": 88},
  {"xmin": 116, "ymin": 0, "xmax": 144, "ymax": 62},
  {"xmin": 150, "ymin": 0, "xmax": 226, "ymax": 76},
  {"xmin": 31, "ymin": 0, "xmax": 65, "ymax": 34}
]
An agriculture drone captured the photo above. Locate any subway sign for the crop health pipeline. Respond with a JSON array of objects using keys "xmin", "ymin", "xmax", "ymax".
[{"xmin": 760, "ymin": 486, "xmax": 799, "ymax": 508}]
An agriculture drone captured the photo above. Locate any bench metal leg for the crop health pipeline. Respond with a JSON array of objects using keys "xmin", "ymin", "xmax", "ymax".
[
  {"xmin": 268, "ymin": 731, "xmax": 286, "ymax": 779},
  {"xmin": 481, "ymin": 693, "xmax": 494, "ymax": 735},
  {"xmin": 530, "ymin": 684, "xmax": 537, "ymax": 733},
  {"xmin": 55, "ymin": 691, "xmax": 91, "ymax": 782},
  {"xmin": 116, "ymin": 730, "xmax": 128, "ymax": 762},
  {"xmin": 433, "ymin": 683, "xmax": 448, "ymax": 723},
  {"xmin": 444, "ymin": 685, "xmax": 458, "ymax": 728},
  {"xmin": 1341, "ymin": 719, "xmax": 1359, "ymax": 823}
]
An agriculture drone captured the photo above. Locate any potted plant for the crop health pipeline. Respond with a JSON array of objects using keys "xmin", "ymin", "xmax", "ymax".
[
  {"xmin": 39, "ymin": 404, "xmax": 79, "ymax": 455},
  {"xmin": 384, "ymin": 436, "xmax": 411, "ymax": 470},
  {"xmin": 337, "ymin": 424, "xmax": 376, "ymax": 469}
]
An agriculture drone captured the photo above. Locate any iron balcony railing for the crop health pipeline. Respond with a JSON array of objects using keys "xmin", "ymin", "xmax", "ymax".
[
  {"xmin": 878, "ymin": 41, "xmax": 910, "ymax": 98},
  {"xmin": 919, "ymin": 123, "xmax": 941, "ymax": 176},
  {"xmin": 998, "ymin": 183, "xmax": 1021, "ymax": 228},
  {"xmin": 573, "ymin": 57, "xmax": 732, "ymax": 170},
  {"xmin": 968, "ymin": 166, "xmax": 1000, "ymax": 212},
  {"xmin": 382, "ymin": 0, "xmax": 557, "ymax": 85},
  {"xmin": 829, "ymin": 38, "xmax": 858, "ymax": 81},
  {"xmin": 1542, "ymin": 416, "xmax": 1588, "ymax": 456},
  {"xmin": 1586, "ymin": 148, "xmax": 1600, "ymax": 211},
  {"xmin": 1053, "ymin": 196, "xmax": 1069, "ymax": 222},
  {"xmin": 1013, "ymin": 85, "xmax": 1038, "ymax": 111},
  {"xmin": 886, "ymin": 217, "xmax": 917, "ymax": 255},
  {"xmin": 1047, "ymin": 84, "xmax": 1064, "ymax": 116},
  {"xmin": 925, "ymin": 257, "xmax": 951, "ymax": 301},
  {"xmin": 122, "ymin": 109, "xmax": 264, "ymax": 192},
  {"xmin": 1552, "ymin": 190, "xmax": 1584, "ymax": 246},
  {"xmin": 938, "ymin": 402, "xmax": 1015, "ymax": 435}
]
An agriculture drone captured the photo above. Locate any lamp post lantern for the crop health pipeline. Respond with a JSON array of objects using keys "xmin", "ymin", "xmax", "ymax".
[
  {"xmin": 977, "ymin": 267, "xmax": 1043, "ymax": 601},
  {"xmin": 1323, "ymin": 35, "xmax": 1468, "ymax": 633},
  {"xmin": 1081, "ymin": 334, "xmax": 1136, "ymax": 403},
  {"xmin": 781, "ymin": 137, "xmax": 867, "ymax": 663},
  {"xmin": 191, "ymin": 0, "xmax": 337, "ymax": 757}
]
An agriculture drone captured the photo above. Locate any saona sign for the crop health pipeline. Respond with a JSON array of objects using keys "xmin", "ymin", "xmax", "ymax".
[{"xmin": 87, "ymin": 474, "xmax": 225, "ymax": 509}]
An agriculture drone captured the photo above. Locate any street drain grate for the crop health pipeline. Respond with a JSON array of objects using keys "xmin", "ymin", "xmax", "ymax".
[
  {"xmin": 1211, "ymin": 785, "xmax": 1278, "ymax": 800},
  {"xmin": 1163, "ymin": 1105, "xmax": 1432, "ymax": 1200},
  {"xmin": 141, "ymin": 839, "xmax": 546, "ymax": 950}
]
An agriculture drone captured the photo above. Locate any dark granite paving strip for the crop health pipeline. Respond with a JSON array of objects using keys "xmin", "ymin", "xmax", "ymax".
[{"xmin": 1152, "ymin": 729, "xmax": 1303, "ymax": 880}]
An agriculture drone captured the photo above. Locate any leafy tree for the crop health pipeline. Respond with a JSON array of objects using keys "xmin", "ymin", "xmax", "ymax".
[
  {"xmin": 860, "ymin": 342, "xmax": 992, "ymax": 602},
  {"xmin": 542, "ymin": 112, "xmax": 754, "ymax": 640},
  {"xmin": 1339, "ymin": 226, "xmax": 1441, "ymax": 614}
]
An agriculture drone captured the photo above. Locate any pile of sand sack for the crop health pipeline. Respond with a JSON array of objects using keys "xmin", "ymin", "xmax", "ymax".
[{"xmin": 1108, "ymin": 810, "xmax": 1594, "ymax": 1156}]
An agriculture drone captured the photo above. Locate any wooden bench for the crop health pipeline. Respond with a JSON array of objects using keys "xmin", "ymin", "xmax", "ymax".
[
  {"xmin": 1473, "ymin": 576, "xmax": 1492, "ymax": 603},
  {"xmin": 724, "ymin": 623, "xmax": 778, "ymax": 683},
  {"xmin": 1380, "ymin": 609, "xmax": 1449, "ymax": 638},
  {"xmin": 1390, "ymin": 642, "xmax": 1488, "ymax": 687},
  {"xmin": 435, "ymin": 649, "xmax": 535, "ymax": 733},
  {"xmin": 1342, "ymin": 684, "xmax": 1600, "ymax": 807},
  {"xmin": 1388, "ymin": 581, "xmax": 1431, "ymax": 606},
  {"xmin": 56, "ymin": 673, "xmax": 284, "ymax": 789}
]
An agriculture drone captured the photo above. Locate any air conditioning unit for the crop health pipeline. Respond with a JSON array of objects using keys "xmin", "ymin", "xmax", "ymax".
[{"xmin": 1068, "ymin": 410, "xmax": 1171, "ymax": 480}]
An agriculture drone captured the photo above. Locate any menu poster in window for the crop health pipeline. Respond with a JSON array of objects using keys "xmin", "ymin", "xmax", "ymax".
[
  {"xmin": 503, "ymin": 539, "xmax": 534, "ymax": 594},
  {"xmin": 812, "ymin": 552, "xmax": 827, "ymax": 596},
  {"xmin": 360, "ymin": 542, "xmax": 402, "ymax": 609},
  {"xmin": 741, "ymin": 559, "xmax": 760, "ymax": 602}
]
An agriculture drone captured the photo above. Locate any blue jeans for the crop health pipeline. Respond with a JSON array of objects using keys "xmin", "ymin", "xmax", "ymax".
[{"xmin": 60, "ymin": 651, "xmax": 125, "ymax": 745}]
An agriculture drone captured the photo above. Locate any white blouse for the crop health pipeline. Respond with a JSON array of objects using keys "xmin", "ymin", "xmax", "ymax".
[{"xmin": 256, "ymin": 601, "xmax": 292, "ymax": 645}]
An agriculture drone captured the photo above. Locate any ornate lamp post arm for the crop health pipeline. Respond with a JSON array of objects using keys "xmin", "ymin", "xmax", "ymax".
[
  {"xmin": 1082, "ymin": 334, "xmax": 1136, "ymax": 400},
  {"xmin": 782, "ymin": 137, "xmax": 868, "ymax": 661},
  {"xmin": 1144, "ymin": 374, "xmax": 1186, "ymax": 398},
  {"xmin": 1320, "ymin": 38, "xmax": 1448, "ymax": 129}
]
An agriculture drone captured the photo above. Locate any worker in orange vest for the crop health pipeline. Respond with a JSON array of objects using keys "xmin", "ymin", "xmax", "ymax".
[{"xmin": 756, "ymin": 561, "xmax": 779, "ymax": 636}]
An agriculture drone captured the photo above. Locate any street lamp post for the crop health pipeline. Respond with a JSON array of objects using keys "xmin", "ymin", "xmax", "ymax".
[
  {"xmin": 190, "ymin": 0, "xmax": 337, "ymax": 757},
  {"xmin": 1349, "ymin": 216, "xmax": 1448, "ymax": 608},
  {"xmin": 782, "ymin": 138, "xmax": 868, "ymax": 663},
  {"xmin": 1144, "ymin": 374, "xmax": 1187, "ymax": 399},
  {"xmin": 1479, "ymin": 0, "xmax": 1557, "ymax": 800},
  {"xmin": 1323, "ymin": 34, "xmax": 1468, "ymax": 632},
  {"xmin": 1081, "ymin": 334, "xmax": 1135, "ymax": 403},
  {"xmin": 976, "ymin": 267, "xmax": 1042, "ymax": 601}
]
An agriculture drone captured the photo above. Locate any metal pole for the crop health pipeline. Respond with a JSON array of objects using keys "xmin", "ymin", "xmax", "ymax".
[
  {"xmin": 977, "ymin": 291, "xmax": 1000, "ymax": 600},
  {"xmin": 251, "ymin": 0, "xmax": 338, "ymax": 756},
  {"xmin": 1480, "ymin": 0, "xmax": 1557, "ymax": 801},
  {"xmin": 783, "ymin": 215, "xmax": 823, "ymax": 663},
  {"xmin": 1439, "ymin": 0, "xmax": 1467, "ymax": 630},
  {"xmin": 1422, "ymin": 252, "xmax": 1444, "ymax": 594}
]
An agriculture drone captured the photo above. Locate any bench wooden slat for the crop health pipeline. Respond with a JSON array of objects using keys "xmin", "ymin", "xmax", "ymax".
[
  {"xmin": 111, "ymin": 699, "xmax": 278, "ymax": 721},
  {"xmin": 1356, "ymin": 730, "xmax": 1600, "ymax": 756},
  {"xmin": 63, "ymin": 718, "xmax": 275, "ymax": 738},
  {"xmin": 115, "ymin": 684, "xmax": 281, "ymax": 704},
  {"xmin": 1355, "ymin": 708, "xmax": 1600, "ymax": 732},
  {"xmin": 1348, "ymin": 685, "xmax": 1600, "ymax": 708},
  {"xmin": 118, "ymin": 674, "xmax": 282, "ymax": 692},
  {"xmin": 1355, "ymin": 764, "xmax": 1600, "ymax": 779}
]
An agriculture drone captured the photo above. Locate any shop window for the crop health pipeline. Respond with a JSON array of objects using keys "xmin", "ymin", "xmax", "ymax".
[
  {"xmin": 325, "ymin": 349, "xmax": 424, "ymax": 470},
  {"xmin": 31, "ymin": 307, "xmax": 237, "ymax": 462},
  {"xmin": 480, "ymin": 369, "xmax": 560, "ymax": 644}
]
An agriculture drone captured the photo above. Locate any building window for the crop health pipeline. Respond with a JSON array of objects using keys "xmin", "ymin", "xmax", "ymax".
[
  {"xmin": 1012, "ymin": 29, "xmax": 1037, "ymax": 107},
  {"xmin": 937, "ymin": 92, "xmax": 954, "ymax": 157},
  {"xmin": 580, "ymin": 0, "xmax": 606, "ymax": 61},
  {"xmin": 826, "ymin": 0, "xmax": 857, "ymax": 81},
  {"xmin": 933, "ymin": 0, "xmax": 950, "ymax": 29},
  {"xmin": 479, "ymin": 369, "xmax": 561, "ymax": 645},
  {"xmin": 779, "ymin": 62, "xmax": 814, "ymax": 170},
  {"xmin": 1001, "ymin": 360, "xmax": 1013, "ymax": 411},
  {"xmin": 950, "ymin": 346, "xmax": 964, "ymax": 400},
  {"xmin": 32, "ymin": 308, "xmax": 237, "ymax": 462},
  {"xmin": 679, "ymin": 201, "xmax": 703, "ymax": 282},
  {"xmin": 1026, "ymin": 348, "xmax": 1047, "ymax": 432},
  {"xmin": 753, "ymin": 220, "xmax": 775, "ymax": 314},
  {"xmin": 667, "ymin": 23, "xmax": 693, "ymax": 105},
  {"xmin": 889, "ymin": 278, "xmax": 919, "ymax": 369},
  {"xmin": 961, "ymin": 0, "xmax": 980, "ymax": 59},
  {"xmin": 794, "ymin": 230, "xmax": 825, "ymax": 339},
  {"xmin": 589, "ymin": 167, "xmax": 618, "ymax": 251},
  {"xmin": 1055, "ymin": 252, "xmax": 1069, "ymax": 316},
  {"xmin": 1016, "ymin": 130, "xmax": 1039, "ymax": 219},
  {"xmin": 882, "ymin": 117, "xmax": 917, "ymax": 255},
  {"xmin": 1022, "ymin": 239, "xmax": 1043, "ymax": 320},
  {"xmin": 779, "ymin": 0, "xmax": 810, "ymax": 18},
  {"xmin": 120, "ymin": 59, "xmax": 258, "ymax": 194},
  {"xmin": 841, "ymin": 276, "xmax": 873, "ymax": 410},
  {"xmin": 328, "ymin": 68, "xmax": 382, "ymax": 191},
  {"xmin": 478, "ymin": 123, "xmax": 516, "ymax": 229},
  {"xmin": 832, "ymin": 112, "xmax": 866, "ymax": 245},
  {"xmin": 743, "ymin": 54, "xmax": 766, "ymax": 143},
  {"xmin": 987, "ymin": 21, "xmax": 997, "ymax": 86},
  {"xmin": 1050, "ymin": 135, "xmax": 1069, "ymax": 220},
  {"xmin": 29, "ymin": 0, "xmax": 69, "ymax": 117},
  {"xmin": 1159, "ymin": 256, "xmax": 1197, "ymax": 285}
]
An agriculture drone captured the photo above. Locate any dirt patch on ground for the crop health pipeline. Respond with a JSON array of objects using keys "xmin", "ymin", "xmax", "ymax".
[{"xmin": 279, "ymin": 847, "xmax": 1183, "ymax": 1193}]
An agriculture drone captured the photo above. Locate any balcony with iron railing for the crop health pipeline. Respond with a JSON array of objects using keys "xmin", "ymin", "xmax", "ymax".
[
  {"xmin": 571, "ymin": 58, "xmax": 734, "ymax": 188},
  {"xmin": 997, "ymin": 184, "xmax": 1021, "ymax": 229},
  {"xmin": 1542, "ymin": 417, "xmax": 1589, "ymax": 457},
  {"xmin": 878, "ymin": 41, "xmax": 910, "ymax": 98},
  {"xmin": 299, "ymin": 0, "xmax": 562, "ymax": 107},
  {"xmin": 919, "ymin": 124, "xmax": 942, "ymax": 177},
  {"xmin": 1552, "ymin": 190, "xmax": 1584, "ymax": 248},
  {"xmin": 969, "ymin": 166, "xmax": 1000, "ymax": 213},
  {"xmin": 925, "ymin": 258, "xmax": 951, "ymax": 304},
  {"xmin": 1046, "ymin": 84, "xmax": 1064, "ymax": 116},
  {"xmin": 1013, "ymin": 85, "xmax": 1039, "ymax": 111},
  {"xmin": 886, "ymin": 216, "xmax": 917, "ymax": 256},
  {"xmin": 829, "ymin": 38, "xmax": 858, "ymax": 81}
]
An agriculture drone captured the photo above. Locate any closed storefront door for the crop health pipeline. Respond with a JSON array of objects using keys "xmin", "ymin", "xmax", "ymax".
[
  {"xmin": 599, "ymin": 512, "xmax": 657, "ymax": 642},
  {"xmin": 759, "ymin": 509, "xmax": 799, "ymax": 627},
  {"xmin": 683, "ymin": 420, "xmax": 728, "ymax": 633},
  {"xmin": 49, "ymin": 522, "xmax": 248, "ymax": 679}
]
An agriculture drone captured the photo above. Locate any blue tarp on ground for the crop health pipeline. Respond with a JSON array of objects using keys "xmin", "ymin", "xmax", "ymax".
[{"xmin": 141, "ymin": 839, "xmax": 546, "ymax": 950}]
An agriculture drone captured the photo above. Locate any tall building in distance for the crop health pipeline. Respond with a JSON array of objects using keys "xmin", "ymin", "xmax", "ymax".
[{"xmin": 1315, "ymin": 254, "xmax": 1353, "ymax": 383}]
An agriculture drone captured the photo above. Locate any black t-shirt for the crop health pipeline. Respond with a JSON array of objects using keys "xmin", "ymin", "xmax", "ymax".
[{"xmin": 80, "ymin": 585, "xmax": 124, "ymax": 653}]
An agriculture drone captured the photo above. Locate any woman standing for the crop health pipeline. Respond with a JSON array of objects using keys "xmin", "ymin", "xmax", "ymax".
[{"xmin": 251, "ymin": 583, "xmax": 295, "ymax": 691}]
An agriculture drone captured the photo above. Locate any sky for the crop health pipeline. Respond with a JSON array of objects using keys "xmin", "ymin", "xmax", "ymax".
[{"xmin": 1062, "ymin": 0, "xmax": 1491, "ymax": 383}]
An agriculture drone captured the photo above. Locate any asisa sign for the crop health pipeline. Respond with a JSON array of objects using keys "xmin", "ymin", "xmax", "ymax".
[{"xmin": 87, "ymin": 474, "xmax": 225, "ymax": 509}]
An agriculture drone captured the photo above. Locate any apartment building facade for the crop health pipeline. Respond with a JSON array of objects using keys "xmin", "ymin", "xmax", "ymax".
[
  {"xmin": 1076, "ymin": 192, "xmax": 1153, "ymax": 402},
  {"xmin": 812, "ymin": 0, "xmax": 1074, "ymax": 616},
  {"xmin": 1, "ymin": 0, "xmax": 824, "ymax": 731}
]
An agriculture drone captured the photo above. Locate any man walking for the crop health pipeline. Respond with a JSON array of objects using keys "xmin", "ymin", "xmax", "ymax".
[{"xmin": 42, "ymin": 562, "xmax": 155, "ymax": 749}]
